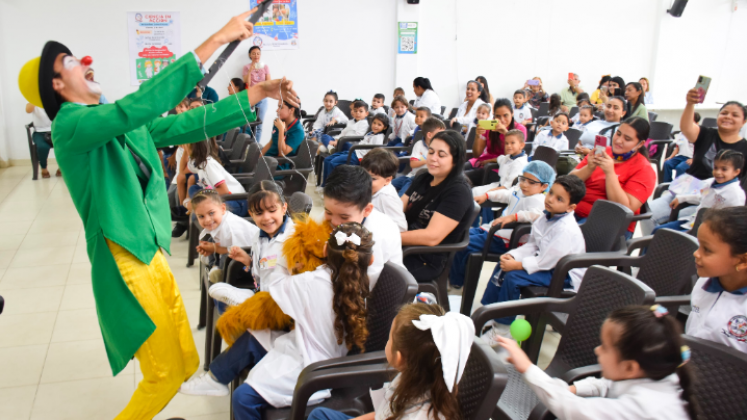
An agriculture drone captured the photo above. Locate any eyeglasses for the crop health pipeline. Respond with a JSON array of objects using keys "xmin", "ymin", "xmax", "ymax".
[{"xmin": 518, "ymin": 176, "xmax": 543, "ymax": 185}]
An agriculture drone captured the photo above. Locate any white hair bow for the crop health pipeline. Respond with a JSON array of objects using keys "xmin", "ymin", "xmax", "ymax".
[
  {"xmin": 412, "ymin": 312, "xmax": 475, "ymax": 393},
  {"xmin": 334, "ymin": 231, "xmax": 361, "ymax": 246}
]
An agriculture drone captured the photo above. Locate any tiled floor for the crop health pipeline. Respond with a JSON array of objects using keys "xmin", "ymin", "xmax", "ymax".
[{"xmin": 0, "ymin": 165, "xmax": 558, "ymax": 419}]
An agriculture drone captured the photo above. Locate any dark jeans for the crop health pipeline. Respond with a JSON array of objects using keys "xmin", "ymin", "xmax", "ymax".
[
  {"xmin": 652, "ymin": 220, "xmax": 688, "ymax": 234},
  {"xmin": 449, "ymin": 228, "xmax": 507, "ymax": 287},
  {"xmin": 482, "ymin": 269, "xmax": 572, "ymax": 324},
  {"xmin": 308, "ymin": 408, "xmax": 354, "ymax": 420},
  {"xmin": 404, "ymin": 253, "xmax": 447, "ymax": 283},
  {"xmin": 33, "ymin": 132, "xmax": 53, "ymax": 169},
  {"xmin": 392, "ymin": 176, "xmax": 413, "ymax": 196},
  {"xmin": 663, "ymin": 155, "xmax": 690, "ymax": 183}
]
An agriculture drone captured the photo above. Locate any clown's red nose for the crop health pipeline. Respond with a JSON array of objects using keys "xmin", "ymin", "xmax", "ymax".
[{"xmin": 81, "ymin": 56, "xmax": 93, "ymax": 66}]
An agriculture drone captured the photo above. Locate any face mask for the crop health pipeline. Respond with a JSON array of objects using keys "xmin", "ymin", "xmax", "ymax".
[{"xmin": 612, "ymin": 149, "xmax": 637, "ymax": 161}]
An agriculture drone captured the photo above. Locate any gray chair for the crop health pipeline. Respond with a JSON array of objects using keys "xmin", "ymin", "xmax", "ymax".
[
  {"xmin": 701, "ymin": 117, "xmax": 717, "ymax": 129},
  {"xmin": 275, "ymin": 138, "xmax": 319, "ymax": 196},
  {"xmin": 288, "ymin": 191, "xmax": 313, "ymax": 215},
  {"xmin": 441, "ymin": 105, "xmax": 447, "ymax": 116},
  {"xmin": 224, "ymin": 132, "xmax": 249, "ymax": 161},
  {"xmin": 25, "ymin": 122, "xmax": 48, "ymax": 181},
  {"xmin": 225, "ymin": 134, "xmax": 257, "ymax": 173},
  {"xmin": 563, "ymin": 128, "xmax": 582, "ymax": 151},
  {"xmin": 532, "ymin": 146, "xmax": 559, "ymax": 169},
  {"xmin": 337, "ymin": 100, "xmax": 353, "ymax": 119},
  {"xmin": 568, "ymin": 106, "xmax": 579, "ymax": 119},
  {"xmin": 537, "ymin": 102, "xmax": 550, "ymax": 118},
  {"xmin": 647, "ymin": 121, "xmax": 674, "ymax": 181},
  {"xmin": 472, "ymin": 266, "xmax": 655, "ymax": 420},
  {"xmin": 648, "ymin": 111, "xmax": 658, "ymax": 122},
  {"xmin": 221, "ymin": 127, "xmax": 240, "ymax": 149},
  {"xmin": 465, "ymin": 127, "xmax": 477, "ymax": 158}
]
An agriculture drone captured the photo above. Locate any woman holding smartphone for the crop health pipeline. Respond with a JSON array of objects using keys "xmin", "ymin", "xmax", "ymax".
[
  {"xmin": 524, "ymin": 77, "xmax": 548, "ymax": 108},
  {"xmin": 569, "ymin": 117, "xmax": 656, "ymax": 239}
]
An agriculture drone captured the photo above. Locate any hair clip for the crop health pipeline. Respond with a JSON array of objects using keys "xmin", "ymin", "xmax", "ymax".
[
  {"xmin": 650, "ymin": 304, "xmax": 669, "ymax": 318},
  {"xmin": 679, "ymin": 345, "xmax": 691, "ymax": 367},
  {"xmin": 334, "ymin": 231, "xmax": 361, "ymax": 246}
]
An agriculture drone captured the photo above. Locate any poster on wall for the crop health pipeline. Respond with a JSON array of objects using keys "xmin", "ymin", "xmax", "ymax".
[
  {"xmin": 398, "ymin": 22, "xmax": 418, "ymax": 54},
  {"xmin": 248, "ymin": 0, "xmax": 299, "ymax": 50},
  {"xmin": 127, "ymin": 11, "xmax": 182, "ymax": 86}
]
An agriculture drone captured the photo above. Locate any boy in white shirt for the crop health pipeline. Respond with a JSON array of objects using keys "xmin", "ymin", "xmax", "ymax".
[
  {"xmin": 572, "ymin": 105, "xmax": 595, "ymax": 131},
  {"xmin": 312, "ymin": 91, "xmax": 349, "ymax": 136},
  {"xmin": 370, "ymin": 93, "xmax": 387, "ymax": 116},
  {"xmin": 318, "ymin": 100, "xmax": 369, "ymax": 154},
  {"xmin": 361, "ymin": 148, "xmax": 408, "ymax": 232},
  {"xmin": 465, "ymin": 103, "xmax": 492, "ymax": 141},
  {"xmin": 410, "ymin": 106, "xmax": 431, "ymax": 139},
  {"xmin": 391, "ymin": 117, "xmax": 446, "ymax": 196},
  {"xmin": 513, "ymin": 89, "xmax": 533, "ymax": 126},
  {"xmin": 449, "ymin": 160, "xmax": 554, "ymax": 289},
  {"xmin": 480, "ymin": 175, "xmax": 587, "ymax": 345},
  {"xmin": 532, "ymin": 113, "xmax": 570, "ymax": 156},
  {"xmin": 388, "ymin": 95, "xmax": 417, "ymax": 146},
  {"xmin": 662, "ymin": 112, "xmax": 701, "ymax": 183}
]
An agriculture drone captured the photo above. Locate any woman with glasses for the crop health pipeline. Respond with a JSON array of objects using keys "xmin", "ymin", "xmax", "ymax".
[{"xmin": 569, "ymin": 117, "xmax": 656, "ymax": 239}]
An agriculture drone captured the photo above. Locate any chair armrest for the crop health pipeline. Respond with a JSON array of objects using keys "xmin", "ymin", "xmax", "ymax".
[
  {"xmin": 471, "ymin": 297, "xmax": 571, "ymax": 331},
  {"xmin": 547, "ymin": 253, "xmax": 637, "ymax": 296},
  {"xmin": 303, "ymin": 351, "xmax": 388, "ymax": 373},
  {"xmin": 648, "ymin": 139, "xmax": 673, "ymax": 146},
  {"xmin": 654, "ymin": 182, "xmax": 671, "ymax": 199},
  {"xmin": 668, "ymin": 202, "xmax": 696, "ymax": 222},
  {"xmin": 626, "ymin": 235, "xmax": 653, "ymax": 254},
  {"xmin": 480, "ymin": 221, "xmax": 519, "ymax": 256},
  {"xmin": 402, "ymin": 242, "xmax": 468, "ymax": 257},
  {"xmin": 558, "ymin": 364, "xmax": 602, "ymax": 384},
  {"xmin": 655, "ymin": 294, "xmax": 691, "ymax": 308},
  {"xmin": 223, "ymin": 193, "xmax": 249, "ymax": 202},
  {"xmin": 274, "ymin": 156, "xmax": 296, "ymax": 168},
  {"xmin": 274, "ymin": 168, "xmax": 312, "ymax": 178},
  {"xmin": 483, "ymin": 162, "xmax": 499, "ymax": 172},
  {"xmin": 629, "ymin": 211, "xmax": 652, "ymax": 222}
]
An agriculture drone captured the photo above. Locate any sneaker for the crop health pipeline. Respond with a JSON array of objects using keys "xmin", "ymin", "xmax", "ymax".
[
  {"xmin": 318, "ymin": 144, "xmax": 328, "ymax": 154},
  {"xmin": 179, "ymin": 373, "xmax": 229, "ymax": 396},
  {"xmin": 172, "ymin": 223, "xmax": 188, "ymax": 238},
  {"xmin": 480, "ymin": 321, "xmax": 512, "ymax": 347},
  {"xmin": 209, "ymin": 283, "xmax": 255, "ymax": 307}
]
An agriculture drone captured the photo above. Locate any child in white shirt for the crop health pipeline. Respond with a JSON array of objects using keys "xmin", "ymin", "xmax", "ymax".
[
  {"xmin": 687, "ymin": 207, "xmax": 747, "ymax": 354},
  {"xmin": 318, "ymin": 101, "xmax": 369, "ymax": 153},
  {"xmin": 321, "ymin": 114, "xmax": 389, "ymax": 187},
  {"xmin": 311, "ymin": 91, "xmax": 349, "ymax": 135},
  {"xmin": 361, "ymin": 148, "xmax": 408, "ymax": 232},
  {"xmin": 572, "ymin": 105, "xmax": 595, "ymax": 131},
  {"xmin": 497, "ymin": 304, "xmax": 694, "ymax": 420},
  {"xmin": 465, "ymin": 103, "xmax": 492, "ymax": 141},
  {"xmin": 662, "ymin": 112, "xmax": 701, "ymax": 183},
  {"xmin": 480, "ymin": 176, "xmax": 587, "ymax": 343},
  {"xmin": 471, "ymin": 130, "xmax": 530, "ymax": 199},
  {"xmin": 392, "ymin": 117, "xmax": 446, "ymax": 196},
  {"xmin": 186, "ymin": 140, "xmax": 247, "ymax": 216},
  {"xmin": 449, "ymin": 161, "xmax": 554, "ymax": 289},
  {"xmin": 532, "ymin": 113, "xmax": 570, "ymax": 156},
  {"xmin": 513, "ymin": 89, "xmax": 533, "ymax": 125},
  {"xmin": 370, "ymin": 93, "xmax": 387, "ymax": 116},
  {"xmin": 389, "ymin": 95, "xmax": 417, "ymax": 146},
  {"xmin": 652, "ymin": 149, "xmax": 744, "ymax": 231}
]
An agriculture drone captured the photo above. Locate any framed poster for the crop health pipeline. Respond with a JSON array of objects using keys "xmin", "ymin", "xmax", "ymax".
[
  {"xmin": 127, "ymin": 11, "xmax": 181, "ymax": 86},
  {"xmin": 249, "ymin": 0, "xmax": 299, "ymax": 50},
  {"xmin": 398, "ymin": 22, "xmax": 418, "ymax": 54}
]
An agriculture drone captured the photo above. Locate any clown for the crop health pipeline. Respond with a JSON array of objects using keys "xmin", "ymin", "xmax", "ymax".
[{"xmin": 16, "ymin": 11, "xmax": 298, "ymax": 420}]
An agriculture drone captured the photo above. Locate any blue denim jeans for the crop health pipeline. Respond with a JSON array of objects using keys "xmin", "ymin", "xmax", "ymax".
[
  {"xmin": 307, "ymin": 408, "xmax": 354, "ymax": 420},
  {"xmin": 392, "ymin": 176, "xmax": 413, "ymax": 196},
  {"xmin": 254, "ymin": 98, "xmax": 268, "ymax": 141},
  {"xmin": 449, "ymin": 228, "xmax": 507, "ymax": 288},
  {"xmin": 188, "ymin": 184, "xmax": 248, "ymax": 217},
  {"xmin": 481, "ymin": 268, "xmax": 571, "ymax": 325},
  {"xmin": 322, "ymin": 152, "xmax": 359, "ymax": 186},
  {"xmin": 662, "ymin": 155, "xmax": 690, "ymax": 183}
]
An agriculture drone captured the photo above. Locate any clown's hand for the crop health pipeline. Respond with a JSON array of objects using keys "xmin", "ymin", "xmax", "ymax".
[
  {"xmin": 229, "ymin": 246, "xmax": 251, "ymax": 266},
  {"xmin": 254, "ymin": 78, "xmax": 300, "ymax": 109}
]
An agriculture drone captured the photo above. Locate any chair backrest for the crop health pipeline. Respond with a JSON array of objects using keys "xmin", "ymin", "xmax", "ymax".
[
  {"xmin": 637, "ymin": 228, "xmax": 699, "ymax": 296},
  {"xmin": 564, "ymin": 128, "xmax": 582, "ymax": 150},
  {"xmin": 288, "ymin": 191, "xmax": 313, "ymax": 214},
  {"xmin": 537, "ymin": 102, "xmax": 550, "ymax": 117},
  {"xmin": 701, "ymin": 117, "xmax": 717, "ymax": 129},
  {"xmin": 409, "ymin": 99, "xmax": 415, "ymax": 106},
  {"xmin": 532, "ymin": 145, "xmax": 559, "ymax": 168},
  {"xmin": 337, "ymin": 100, "xmax": 353, "ymax": 119},
  {"xmin": 448, "ymin": 107, "xmax": 459, "ymax": 119},
  {"xmin": 292, "ymin": 138, "xmax": 317, "ymax": 169},
  {"xmin": 440, "ymin": 105, "xmax": 446, "ymax": 116},
  {"xmin": 383, "ymin": 105, "xmax": 390, "ymax": 114},
  {"xmin": 547, "ymin": 266, "xmax": 655, "ymax": 375},
  {"xmin": 684, "ymin": 335, "xmax": 747, "ymax": 420},
  {"xmin": 361, "ymin": 262, "xmax": 418, "ymax": 353},
  {"xmin": 240, "ymin": 141, "xmax": 262, "ymax": 173},
  {"xmin": 465, "ymin": 127, "xmax": 477, "ymax": 150},
  {"xmin": 648, "ymin": 111, "xmax": 658, "ymax": 122},
  {"xmin": 687, "ymin": 207, "xmax": 708, "ymax": 237},
  {"xmin": 649, "ymin": 121, "xmax": 673, "ymax": 140},
  {"xmin": 253, "ymin": 156, "xmax": 278, "ymax": 183},
  {"xmin": 223, "ymin": 128, "xmax": 240, "ymax": 148},
  {"xmin": 458, "ymin": 339, "xmax": 508, "ymax": 420},
  {"xmin": 581, "ymin": 200, "xmax": 634, "ymax": 252},
  {"xmin": 568, "ymin": 106, "xmax": 579, "ymax": 119},
  {"xmin": 230, "ymin": 133, "xmax": 250, "ymax": 160},
  {"xmin": 530, "ymin": 107, "xmax": 538, "ymax": 121}
]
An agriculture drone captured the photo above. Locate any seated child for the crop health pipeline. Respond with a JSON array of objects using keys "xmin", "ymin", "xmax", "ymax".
[
  {"xmin": 662, "ymin": 112, "xmax": 701, "ymax": 183},
  {"xmin": 570, "ymin": 93, "xmax": 591, "ymax": 125},
  {"xmin": 513, "ymin": 89, "xmax": 534, "ymax": 126},
  {"xmin": 688, "ymin": 207, "xmax": 747, "ymax": 354},
  {"xmin": 465, "ymin": 103, "xmax": 492, "ymax": 142},
  {"xmin": 651, "ymin": 150, "xmax": 744, "ymax": 230},
  {"xmin": 532, "ymin": 112, "xmax": 570, "ymax": 156},
  {"xmin": 361, "ymin": 148, "xmax": 408, "ymax": 232},
  {"xmin": 449, "ymin": 161, "xmax": 553, "ymax": 288},
  {"xmin": 411, "ymin": 106, "xmax": 432, "ymax": 140},
  {"xmin": 311, "ymin": 90, "xmax": 349, "ymax": 141},
  {"xmin": 480, "ymin": 175, "xmax": 587, "ymax": 344},
  {"xmin": 307, "ymin": 303, "xmax": 474, "ymax": 420},
  {"xmin": 497, "ymin": 305, "xmax": 694, "ymax": 420},
  {"xmin": 318, "ymin": 100, "xmax": 369, "ymax": 153},
  {"xmin": 572, "ymin": 105, "xmax": 596, "ymax": 131},
  {"xmin": 370, "ymin": 93, "xmax": 387, "ymax": 116},
  {"xmin": 392, "ymin": 117, "xmax": 446, "ymax": 196},
  {"xmin": 321, "ymin": 114, "xmax": 389, "ymax": 186},
  {"xmin": 186, "ymin": 140, "xmax": 248, "ymax": 216},
  {"xmin": 388, "ymin": 87, "xmax": 406, "ymax": 119},
  {"xmin": 388, "ymin": 95, "xmax": 417, "ymax": 147}
]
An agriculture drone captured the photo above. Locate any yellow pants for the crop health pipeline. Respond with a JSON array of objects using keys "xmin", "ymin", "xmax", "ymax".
[{"xmin": 107, "ymin": 240, "xmax": 200, "ymax": 420}]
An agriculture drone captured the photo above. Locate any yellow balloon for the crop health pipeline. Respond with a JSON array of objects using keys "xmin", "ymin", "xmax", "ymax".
[{"xmin": 18, "ymin": 57, "xmax": 43, "ymax": 108}]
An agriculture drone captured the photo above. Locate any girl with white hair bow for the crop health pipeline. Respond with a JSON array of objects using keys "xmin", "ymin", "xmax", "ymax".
[{"xmin": 308, "ymin": 303, "xmax": 475, "ymax": 420}]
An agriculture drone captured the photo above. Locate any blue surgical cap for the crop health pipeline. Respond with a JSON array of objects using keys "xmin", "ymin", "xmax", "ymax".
[{"xmin": 522, "ymin": 160, "xmax": 556, "ymax": 192}]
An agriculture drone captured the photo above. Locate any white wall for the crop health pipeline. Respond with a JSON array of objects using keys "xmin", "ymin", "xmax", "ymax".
[{"xmin": 1, "ymin": 0, "xmax": 745, "ymax": 163}]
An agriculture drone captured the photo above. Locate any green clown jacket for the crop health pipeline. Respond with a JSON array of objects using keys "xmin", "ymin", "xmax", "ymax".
[{"xmin": 51, "ymin": 53, "xmax": 256, "ymax": 375}]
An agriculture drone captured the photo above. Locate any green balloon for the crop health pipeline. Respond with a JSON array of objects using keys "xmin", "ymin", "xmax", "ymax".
[{"xmin": 510, "ymin": 319, "xmax": 532, "ymax": 342}]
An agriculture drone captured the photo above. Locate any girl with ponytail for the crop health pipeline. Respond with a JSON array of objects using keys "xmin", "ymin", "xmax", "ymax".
[{"xmin": 497, "ymin": 304, "xmax": 697, "ymax": 419}]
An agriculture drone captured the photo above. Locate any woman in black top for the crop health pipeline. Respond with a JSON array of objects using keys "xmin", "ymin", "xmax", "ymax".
[
  {"xmin": 681, "ymin": 89, "xmax": 747, "ymax": 180},
  {"xmin": 401, "ymin": 130, "xmax": 474, "ymax": 282}
]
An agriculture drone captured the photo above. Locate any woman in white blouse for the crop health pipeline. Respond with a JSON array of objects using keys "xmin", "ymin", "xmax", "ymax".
[
  {"xmin": 450, "ymin": 80, "xmax": 489, "ymax": 135},
  {"xmin": 412, "ymin": 77, "xmax": 442, "ymax": 116}
]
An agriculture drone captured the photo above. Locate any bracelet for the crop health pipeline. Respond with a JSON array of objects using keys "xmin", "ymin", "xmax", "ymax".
[
  {"xmin": 485, "ymin": 193, "xmax": 489, "ymax": 201},
  {"xmin": 515, "ymin": 213, "xmax": 518, "ymax": 221}
]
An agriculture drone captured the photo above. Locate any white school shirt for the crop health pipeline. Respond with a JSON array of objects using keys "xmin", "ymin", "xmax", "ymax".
[
  {"xmin": 389, "ymin": 112, "xmax": 417, "ymax": 142},
  {"xmin": 335, "ymin": 118, "xmax": 369, "ymax": 140},
  {"xmin": 572, "ymin": 119, "xmax": 594, "ymax": 132},
  {"xmin": 373, "ymin": 374, "xmax": 445, "ymax": 420},
  {"xmin": 413, "ymin": 89, "xmax": 442, "ymax": 115},
  {"xmin": 478, "ymin": 186, "xmax": 544, "ymax": 245},
  {"xmin": 522, "ymin": 365, "xmax": 689, "ymax": 420},
  {"xmin": 676, "ymin": 178, "xmax": 745, "ymax": 229},
  {"xmin": 687, "ymin": 277, "xmax": 747, "ymax": 353},
  {"xmin": 170, "ymin": 147, "xmax": 184, "ymax": 185},
  {"xmin": 508, "ymin": 211, "xmax": 587, "ymax": 290},
  {"xmin": 312, "ymin": 106, "xmax": 349, "ymax": 131},
  {"xmin": 673, "ymin": 132, "xmax": 695, "ymax": 158},
  {"xmin": 471, "ymin": 154, "xmax": 530, "ymax": 196},
  {"xmin": 372, "ymin": 183, "xmax": 408, "ymax": 233},
  {"xmin": 188, "ymin": 157, "xmax": 245, "ymax": 194},
  {"xmin": 578, "ymin": 120, "xmax": 619, "ymax": 148},
  {"xmin": 200, "ymin": 211, "xmax": 259, "ymax": 249},
  {"xmin": 454, "ymin": 99, "xmax": 487, "ymax": 126},
  {"xmin": 31, "ymin": 107, "xmax": 52, "ymax": 132},
  {"xmin": 407, "ymin": 140, "xmax": 429, "ymax": 178},
  {"xmin": 513, "ymin": 105, "xmax": 533, "ymax": 124},
  {"xmin": 355, "ymin": 132, "xmax": 386, "ymax": 160},
  {"xmin": 247, "ymin": 266, "xmax": 348, "ymax": 408},
  {"xmin": 251, "ymin": 217, "xmax": 295, "ymax": 289},
  {"xmin": 370, "ymin": 106, "xmax": 387, "ymax": 116},
  {"xmin": 363, "ymin": 208, "xmax": 404, "ymax": 291},
  {"xmin": 532, "ymin": 130, "xmax": 569, "ymax": 156}
]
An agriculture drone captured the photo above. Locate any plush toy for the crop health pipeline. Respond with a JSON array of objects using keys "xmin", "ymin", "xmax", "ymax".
[{"xmin": 217, "ymin": 214, "xmax": 331, "ymax": 347}]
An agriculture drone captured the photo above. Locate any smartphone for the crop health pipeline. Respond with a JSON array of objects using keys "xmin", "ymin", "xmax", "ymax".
[
  {"xmin": 694, "ymin": 75, "xmax": 712, "ymax": 104},
  {"xmin": 478, "ymin": 120, "xmax": 498, "ymax": 130},
  {"xmin": 568, "ymin": 72, "xmax": 575, "ymax": 80},
  {"xmin": 527, "ymin": 79, "xmax": 540, "ymax": 86},
  {"xmin": 594, "ymin": 135, "xmax": 607, "ymax": 156}
]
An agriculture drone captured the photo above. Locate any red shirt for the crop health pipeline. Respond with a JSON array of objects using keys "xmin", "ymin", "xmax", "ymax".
[{"xmin": 575, "ymin": 147, "xmax": 656, "ymax": 232}]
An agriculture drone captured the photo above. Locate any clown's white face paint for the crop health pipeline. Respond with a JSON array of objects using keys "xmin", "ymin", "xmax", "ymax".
[{"xmin": 63, "ymin": 56, "xmax": 101, "ymax": 95}]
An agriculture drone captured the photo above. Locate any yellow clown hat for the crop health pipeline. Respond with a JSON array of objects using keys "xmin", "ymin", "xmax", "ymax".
[{"xmin": 18, "ymin": 41, "xmax": 72, "ymax": 120}]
